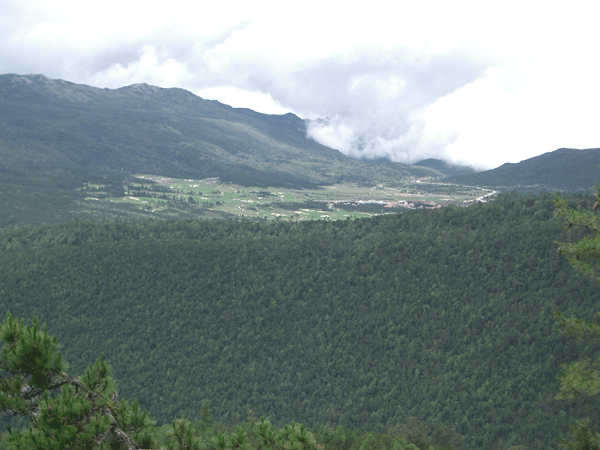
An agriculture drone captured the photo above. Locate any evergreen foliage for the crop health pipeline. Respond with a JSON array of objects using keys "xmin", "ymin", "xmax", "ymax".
[
  {"xmin": 0, "ymin": 313, "xmax": 157, "ymax": 449},
  {"xmin": 553, "ymin": 187, "xmax": 600, "ymax": 449},
  {"xmin": 1, "ymin": 192, "xmax": 598, "ymax": 449}
]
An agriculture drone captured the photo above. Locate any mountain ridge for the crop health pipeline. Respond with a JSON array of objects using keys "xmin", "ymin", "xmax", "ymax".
[
  {"xmin": 3, "ymin": 73, "xmax": 600, "ymax": 193},
  {"xmin": 448, "ymin": 147, "xmax": 600, "ymax": 192},
  {"xmin": 0, "ymin": 73, "xmax": 437, "ymax": 188}
]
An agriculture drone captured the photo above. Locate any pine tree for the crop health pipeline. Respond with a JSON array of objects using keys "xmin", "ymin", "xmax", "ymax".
[
  {"xmin": 200, "ymin": 400, "xmax": 214, "ymax": 429},
  {"xmin": 255, "ymin": 418, "xmax": 318, "ymax": 450},
  {"xmin": 0, "ymin": 312, "xmax": 157, "ymax": 449},
  {"xmin": 554, "ymin": 187, "xmax": 600, "ymax": 449}
]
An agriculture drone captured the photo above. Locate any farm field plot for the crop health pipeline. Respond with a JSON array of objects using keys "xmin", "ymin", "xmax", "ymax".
[{"xmin": 91, "ymin": 175, "xmax": 492, "ymax": 221}]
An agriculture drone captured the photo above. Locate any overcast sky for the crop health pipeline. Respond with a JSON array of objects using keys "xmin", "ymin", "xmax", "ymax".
[{"xmin": 1, "ymin": 0, "xmax": 598, "ymax": 169}]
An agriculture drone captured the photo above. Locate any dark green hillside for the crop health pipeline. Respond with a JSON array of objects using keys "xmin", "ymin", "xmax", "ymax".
[
  {"xmin": 0, "ymin": 74, "xmax": 437, "ymax": 188},
  {"xmin": 449, "ymin": 148, "xmax": 600, "ymax": 192},
  {"xmin": 412, "ymin": 159, "xmax": 475, "ymax": 177},
  {"xmin": 1, "ymin": 193, "xmax": 599, "ymax": 450}
]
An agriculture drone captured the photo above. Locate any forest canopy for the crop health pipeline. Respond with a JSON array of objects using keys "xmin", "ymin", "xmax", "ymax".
[{"xmin": 1, "ymin": 191, "xmax": 600, "ymax": 449}]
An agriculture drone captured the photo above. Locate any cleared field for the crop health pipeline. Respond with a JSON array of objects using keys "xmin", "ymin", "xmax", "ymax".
[{"xmin": 89, "ymin": 175, "xmax": 494, "ymax": 221}]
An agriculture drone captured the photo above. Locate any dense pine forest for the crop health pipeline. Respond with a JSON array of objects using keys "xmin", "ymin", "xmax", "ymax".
[{"xmin": 2, "ymin": 192, "xmax": 600, "ymax": 449}]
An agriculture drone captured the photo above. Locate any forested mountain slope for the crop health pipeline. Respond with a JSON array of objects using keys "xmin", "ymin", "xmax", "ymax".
[
  {"xmin": 0, "ymin": 74, "xmax": 436, "ymax": 188},
  {"xmin": 1, "ymin": 193, "xmax": 599, "ymax": 450}
]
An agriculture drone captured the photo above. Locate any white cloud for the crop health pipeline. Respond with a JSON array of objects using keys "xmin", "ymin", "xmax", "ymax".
[
  {"xmin": 306, "ymin": 119, "xmax": 356, "ymax": 154},
  {"xmin": 195, "ymin": 86, "xmax": 291, "ymax": 115},
  {"xmin": 86, "ymin": 47, "xmax": 188, "ymax": 89},
  {"xmin": 1, "ymin": 0, "xmax": 599, "ymax": 169}
]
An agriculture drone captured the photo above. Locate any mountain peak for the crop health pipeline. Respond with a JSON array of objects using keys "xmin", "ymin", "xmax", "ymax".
[{"xmin": 120, "ymin": 83, "xmax": 163, "ymax": 95}]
